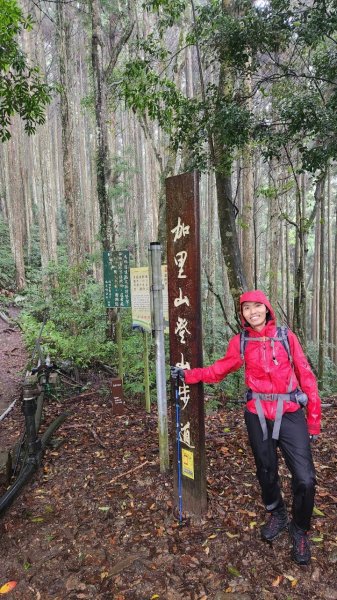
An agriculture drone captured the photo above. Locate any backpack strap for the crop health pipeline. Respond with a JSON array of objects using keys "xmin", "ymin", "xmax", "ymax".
[
  {"xmin": 276, "ymin": 325, "xmax": 292, "ymax": 365},
  {"xmin": 252, "ymin": 393, "xmax": 292, "ymax": 441},
  {"xmin": 240, "ymin": 331, "xmax": 245, "ymax": 361},
  {"xmin": 240, "ymin": 332, "xmax": 271, "ymax": 361},
  {"xmin": 240, "ymin": 331, "xmax": 273, "ymax": 361},
  {"xmin": 242, "ymin": 325, "xmax": 296, "ymax": 441},
  {"xmin": 240, "ymin": 326, "xmax": 292, "ymax": 364}
]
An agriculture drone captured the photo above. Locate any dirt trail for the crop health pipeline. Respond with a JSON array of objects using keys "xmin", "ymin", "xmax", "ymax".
[
  {"xmin": 0, "ymin": 393, "xmax": 336, "ymax": 600},
  {"xmin": 0, "ymin": 307, "xmax": 27, "ymax": 419}
]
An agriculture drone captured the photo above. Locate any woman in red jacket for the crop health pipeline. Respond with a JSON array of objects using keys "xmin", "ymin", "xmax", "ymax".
[{"xmin": 171, "ymin": 289, "xmax": 321, "ymax": 565}]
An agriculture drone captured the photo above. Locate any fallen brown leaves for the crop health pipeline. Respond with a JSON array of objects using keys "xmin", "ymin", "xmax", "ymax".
[{"xmin": 0, "ymin": 384, "xmax": 337, "ymax": 599}]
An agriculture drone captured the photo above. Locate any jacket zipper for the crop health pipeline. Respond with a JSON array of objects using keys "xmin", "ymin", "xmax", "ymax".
[{"xmin": 263, "ymin": 342, "xmax": 270, "ymax": 373}]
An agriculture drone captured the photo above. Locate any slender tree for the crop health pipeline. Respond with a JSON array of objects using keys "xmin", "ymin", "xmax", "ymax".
[
  {"xmin": 318, "ymin": 179, "xmax": 326, "ymax": 388},
  {"xmin": 90, "ymin": 0, "xmax": 133, "ymax": 251},
  {"xmin": 56, "ymin": 0, "xmax": 85, "ymax": 268},
  {"xmin": 0, "ymin": 0, "xmax": 52, "ymax": 140}
]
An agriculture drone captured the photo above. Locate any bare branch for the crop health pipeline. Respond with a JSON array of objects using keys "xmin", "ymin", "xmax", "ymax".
[{"xmin": 203, "ymin": 268, "xmax": 238, "ymax": 335}]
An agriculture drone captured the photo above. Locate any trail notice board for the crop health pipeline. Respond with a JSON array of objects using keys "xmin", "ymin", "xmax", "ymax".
[
  {"xmin": 103, "ymin": 251, "xmax": 131, "ymax": 308},
  {"xmin": 130, "ymin": 266, "xmax": 169, "ymax": 333}
]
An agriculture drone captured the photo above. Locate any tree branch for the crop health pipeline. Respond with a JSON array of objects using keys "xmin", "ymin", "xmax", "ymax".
[
  {"xmin": 307, "ymin": 171, "xmax": 327, "ymax": 229},
  {"xmin": 203, "ymin": 269, "xmax": 238, "ymax": 335},
  {"xmin": 104, "ymin": 19, "xmax": 135, "ymax": 78}
]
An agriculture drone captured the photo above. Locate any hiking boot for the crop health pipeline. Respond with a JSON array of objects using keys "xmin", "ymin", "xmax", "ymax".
[
  {"xmin": 289, "ymin": 521, "xmax": 311, "ymax": 565},
  {"xmin": 261, "ymin": 505, "xmax": 288, "ymax": 541}
]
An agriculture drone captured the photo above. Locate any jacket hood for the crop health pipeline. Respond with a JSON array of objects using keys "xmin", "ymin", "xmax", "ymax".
[{"xmin": 239, "ymin": 289, "xmax": 275, "ymax": 327}]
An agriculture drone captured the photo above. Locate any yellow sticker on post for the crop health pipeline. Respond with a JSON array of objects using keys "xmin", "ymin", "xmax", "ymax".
[{"xmin": 182, "ymin": 448, "xmax": 194, "ymax": 479}]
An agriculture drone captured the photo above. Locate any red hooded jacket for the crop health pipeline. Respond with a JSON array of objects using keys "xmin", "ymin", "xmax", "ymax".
[{"xmin": 184, "ymin": 290, "xmax": 321, "ymax": 435}]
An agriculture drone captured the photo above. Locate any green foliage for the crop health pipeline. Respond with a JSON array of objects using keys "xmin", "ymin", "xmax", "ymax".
[
  {"xmin": 119, "ymin": 330, "xmax": 157, "ymax": 398},
  {"xmin": 203, "ymin": 311, "xmax": 245, "ymax": 402},
  {"xmin": 119, "ymin": 0, "xmax": 268, "ymax": 173},
  {"xmin": 0, "ymin": 0, "xmax": 52, "ymax": 140},
  {"xmin": 121, "ymin": 0, "xmax": 337, "ymax": 178},
  {"xmin": 263, "ymin": 80, "xmax": 337, "ymax": 172},
  {"xmin": 24, "ymin": 221, "xmax": 43, "ymax": 285},
  {"xmin": 121, "ymin": 58, "xmax": 184, "ymax": 131},
  {"xmin": 21, "ymin": 260, "xmax": 114, "ymax": 368},
  {"xmin": 20, "ymin": 259, "xmax": 158, "ymax": 402},
  {"xmin": 306, "ymin": 341, "xmax": 337, "ymax": 397},
  {"xmin": 292, "ymin": 1, "xmax": 337, "ymax": 46},
  {"xmin": 210, "ymin": 90, "xmax": 251, "ymax": 152},
  {"xmin": 120, "ymin": 63, "xmax": 251, "ymax": 173},
  {"xmin": 253, "ymin": 2, "xmax": 337, "ymax": 173},
  {"xmin": 144, "ymin": 0, "xmax": 187, "ymax": 31},
  {"xmin": 108, "ymin": 155, "xmax": 132, "ymax": 214},
  {"xmin": 118, "ymin": 0, "xmax": 337, "ymax": 182},
  {"xmin": 0, "ymin": 216, "xmax": 16, "ymax": 289},
  {"xmin": 190, "ymin": 1, "xmax": 292, "ymax": 69}
]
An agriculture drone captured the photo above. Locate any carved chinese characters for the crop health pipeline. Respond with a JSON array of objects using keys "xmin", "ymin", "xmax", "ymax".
[{"xmin": 166, "ymin": 172, "xmax": 207, "ymax": 515}]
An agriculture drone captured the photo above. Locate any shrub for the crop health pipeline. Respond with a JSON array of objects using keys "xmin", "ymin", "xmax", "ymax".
[
  {"xmin": 21, "ymin": 260, "xmax": 114, "ymax": 368},
  {"xmin": 307, "ymin": 340, "xmax": 337, "ymax": 397},
  {"xmin": 0, "ymin": 217, "xmax": 16, "ymax": 290},
  {"xmin": 20, "ymin": 258, "xmax": 159, "ymax": 403}
]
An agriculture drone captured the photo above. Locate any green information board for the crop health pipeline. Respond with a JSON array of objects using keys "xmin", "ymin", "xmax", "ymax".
[{"xmin": 103, "ymin": 251, "xmax": 131, "ymax": 308}]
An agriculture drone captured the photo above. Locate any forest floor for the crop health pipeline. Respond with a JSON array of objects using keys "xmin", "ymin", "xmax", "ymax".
[
  {"xmin": 0, "ymin": 310, "xmax": 337, "ymax": 600},
  {"xmin": 0, "ymin": 305, "xmax": 27, "ymax": 415}
]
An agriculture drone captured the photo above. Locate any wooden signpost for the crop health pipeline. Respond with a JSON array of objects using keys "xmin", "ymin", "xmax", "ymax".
[
  {"xmin": 166, "ymin": 171, "xmax": 207, "ymax": 516},
  {"xmin": 103, "ymin": 250, "xmax": 131, "ymax": 380},
  {"xmin": 103, "ymin": 251, "xmax": 131, "ymax": 309},
  {"xmin": 110, "ymin": 378, "xmax": 126, "ymax": 415}
]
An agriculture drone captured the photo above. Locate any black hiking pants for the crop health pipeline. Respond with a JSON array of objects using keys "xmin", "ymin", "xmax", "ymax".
[{"xmin": 244, "ymin": 408, "xmax": 316, "ymax": 531}]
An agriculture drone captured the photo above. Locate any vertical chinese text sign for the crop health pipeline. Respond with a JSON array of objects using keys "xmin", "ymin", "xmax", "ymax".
[
  {"xmin": 166, "ymin": 172, "xmax": 207, "ymax": 515},
  {"xmin": 103, "ymin": 251, "xmax": 131, "ymax": 308}
]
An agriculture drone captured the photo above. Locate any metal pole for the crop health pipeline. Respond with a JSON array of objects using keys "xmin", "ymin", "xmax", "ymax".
[
  {"xmin": 22, "ymin": 377, "xmax": 41, "ymax": 462},
  {"xmin": 175, "ymin": 379, "xmax": 183, "ymax": 522},
  {"xmin": 143, "ymin": 330, "xmax": 151, "ymax": 413},
  {"xmin": 149, "ymin": 242, "xmax": 169, "ymax": 473},
  {"xmin": 116, "ymin": 309, "xmax": 123, "ymax": 383}
]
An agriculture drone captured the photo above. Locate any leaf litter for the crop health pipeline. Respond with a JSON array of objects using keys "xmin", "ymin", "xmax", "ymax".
[{"xmin": 0, "ymin": 376, "xmax": 337, "ymax": 599}]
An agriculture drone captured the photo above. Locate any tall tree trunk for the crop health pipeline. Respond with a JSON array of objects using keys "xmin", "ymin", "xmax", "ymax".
[
  {"xmin": 90, "ymin": 0, "xmax": 133, "ymax": 338},
  {"xmin": 191, "ymin": 0, "xmax": 247, "ymax": 305},
  {"xmin": 2, "ymin": 120, "xmax": 26, "ymax": 289},
  {"xmin": 90, "ymin": 0, "xmax": 116, "ymax": 251},
  {"xmin": 241, "ymin": 61, "xmax": 254, "ymax": 290},
  {"xmin": 311, "ymin": 211, "xmax": 320, "ymax": 344},
  {"xmin": 318, "ymin": 182, "xmax": 325, "ymax": 389},
  {"xmin": 205, "ymin": 171, "xmax": 217, "ymax": 356},
  {"xmin": 22, "ymin": 11, "xmax": 58, "ymax": 281},
  {"xmin": 293, "ymin": 172, "xmax": 325, "ymax": 348},
  {"xmin": 56, "ymin": 0, "xmax": 85, "ymax": 267},
  {"xmin": 333, "ymin": 206, "xmax": 337, "ymax": 366},
  {"xmin": 285, "ymin": 195, "xmax": 291, "ymax": 323},
  {"xmin": 215, "ymin": 170, "xmax": 247, "ymax": 305},
  {"xmin": 268, "ymin": 160, "xmax": 279, "ymax": 307},
  {"xmin": 31, "ymin": 122, "xmax": 58, "ymax": 276},
  {"xmin": 293, "ymin": 187, "xmax": 306, "ymax": 346},
  {"xmin": 327, "ymin": 169, "xmax": 333, "ymax": 358},
  {"xmin": 241, "ymin": 145, "xmax": 254, "ymax": 289},
  {"xmin": 212, "ymin": 59, "xmax": 247, "ymax": 303},
  {"xmin": 133, "ymin": 116, "xmax": 146, "ymax": 264}
]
